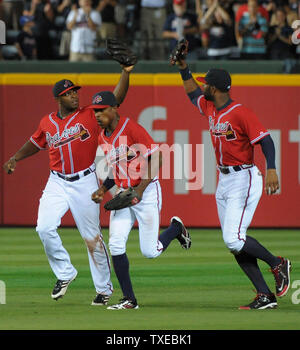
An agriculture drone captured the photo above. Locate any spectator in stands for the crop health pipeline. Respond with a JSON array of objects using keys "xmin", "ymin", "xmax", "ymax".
[
  {"xmin": 163, "ymin": 0, "xmax": 200, "ymax": 60},
  {"xmin": 52, "ymin": 0, "xmax": 72, "ymax": 58},
  {"xmin": 261, "ymin": 1, "xmax": 279, "ymax": 27},
  {"xmin": 236, "ymin": 0, "xmax": 270, "ymax": 21},
  {"xmin": 283, "ymin": 0, "xmax": 298, "ymax": 26},
  {"xmin": 265, "ymin": 0, "xmax": 298, "ymax": 26},
  {"xmin": 235, "ymin": 0, "xmax": 269, "ymax": 47},
  {"xmin": 287, "ymin": 0, "xmax": 298, "ymax": 12},
  {"xmin": 238, "ymin": 0, "xmax": 269, "ymax": 59},
  {"xmin": 54, "ymin": 0, "xmax": 72, "ymax": 22},
  {"xmin": 261, "ymin": 1, "xmax": 277, "ymax": 11},
  {"xmin": 0, "ymin": 0, "xmax": 5, "ymax": 59},
  {"xmin": 2, "ymin": 0, "xmax": 24, "ymax": 30},
  {"xmin": 200, "ymin": 0, "xmax": 233, "ymax": 60},
  {"xmin": 259, "ymin": 0, "xmax": 276, "ymax": 11},
  {"xmin": 96, "ymin": 0, "xmax": 117, "ymax": 43},
  {"xmin": 268, "ymin": 7, "xmax": 294, "ymax": 59},
  {"xmin": 0, "ymin": 0, "xmax": 3, "ymax": 27},
  {"xmin": 66, "ymin": 0, "xmax": 102, "ymax": 61},
  {"xmin": 140, "ymin": 0, "xmax": 167, "ymax": 60},
  {"xmin": 15, "ymin": 15, "xmax": 37, "ymax": 59},
  {"xmin": 114, "ymin": 0, "xmax": 127, "ymax": 39},
  {"xmin": 23, "ymin": 0, "xmax": 55, "ymax": 59},
  {"xmin": 218, "ymin": 0, "xmax": 236, "ymax": 21},
  {"xmin": 196, "ymin": 0, "xmax": 235, "ymax": 19}
]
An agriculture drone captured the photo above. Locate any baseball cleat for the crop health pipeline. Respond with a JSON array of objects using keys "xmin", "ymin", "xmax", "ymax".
[
  {"xmin": 239, "ymin": 293, "xmax": 277, "ymax": 310},
  {"xmin": 91, "ymin": 293, "xmax": 110, "ymax": 306},
  {"xmin": 107, "ymin": 297, "xmax": 139, "ymax": 310},
  {"xmin": 171, "ymin": 216, "xmax": 191, "ymax": 249},
  {"xmin": 51, "ymin": 273, "xmax": 77, "ymax": 300},
  {"xmin": 270, "ymin": 257, "xmax": 291, "ymax": 297}
]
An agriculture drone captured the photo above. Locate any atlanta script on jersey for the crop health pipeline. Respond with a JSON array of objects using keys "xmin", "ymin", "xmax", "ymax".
[
  {"xmin": 99, "ymin": 116, "xmax": 159, "ymax": 188},
  {"xmin": 30, "ymin": 107, "xmax": 100, "ymax": 174},
  {"xmin": 197, "ymin": 96, "xmax": 269, "ymax": 166}
]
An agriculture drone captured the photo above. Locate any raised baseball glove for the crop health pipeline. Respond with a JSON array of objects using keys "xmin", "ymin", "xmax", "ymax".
[
  {"xmin": 106, "ymin": 39, "xmax": 138, "ymax": 67},
  {"xmin": 104, "ymin": 187, "xmax": 142, "ymax": 211},
  {"xmin": 169, "ymin": 39, "xmax": 189, "ymax": 65}
]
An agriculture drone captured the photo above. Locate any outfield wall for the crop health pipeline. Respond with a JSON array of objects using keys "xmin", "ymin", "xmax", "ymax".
[{"xmin": 0, "ymin": 72, "xmax": 299, "ymax": 227}]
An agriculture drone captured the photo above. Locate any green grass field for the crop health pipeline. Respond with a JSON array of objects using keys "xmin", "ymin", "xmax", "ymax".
[{"xmin": 0, "ymin": 227, "xmax": 299, "ymax": 330}]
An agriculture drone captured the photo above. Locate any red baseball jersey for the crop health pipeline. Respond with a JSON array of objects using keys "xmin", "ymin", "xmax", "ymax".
[
  {"xmin": 30, "ymin": 107, "xmax": 100, "ymax": 174},
  {"xmin": 99, "ymin": 116, "xmax": 159, "ymax": 188},
  {"xmin": 197, "ymin": 96, "xmax": 269, "ymax": 166}
]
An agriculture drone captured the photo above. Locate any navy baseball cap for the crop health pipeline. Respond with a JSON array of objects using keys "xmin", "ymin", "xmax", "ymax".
[
  {"xmin": 87, "ymin": 91, "xmax": 118, "ymax": 109},
  {"xmin": 196, "ymin": 69, "xmax": 231, "ymax": 92},
  {"xmin": 53, "ymin": 79, "xmax": 81, "ymax": 97}
]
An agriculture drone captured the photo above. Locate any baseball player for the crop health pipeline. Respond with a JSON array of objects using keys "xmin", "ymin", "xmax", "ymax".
[
  {"xmin": 171, "ymin": 43, "xmax": 291, "ymax": 309},
  {"xmin": 3, "ymin": 66, "xmax": 133, "ymax": 306},
  {"xmin": 90, "ymin": 91, "xmax": 191, "ymax": 310}
]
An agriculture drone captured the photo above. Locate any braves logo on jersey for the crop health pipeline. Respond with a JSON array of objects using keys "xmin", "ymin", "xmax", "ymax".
[
  {"xmin": 46, "ymin": 123, "xmax": 90, "ymax": 149},
  {"xmin": 209, "ymin": 116, "xmax": 237, "ymax": 141}
]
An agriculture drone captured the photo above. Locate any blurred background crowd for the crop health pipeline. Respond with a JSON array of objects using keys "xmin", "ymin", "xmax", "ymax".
[{"xmin": 0, "ymin": 0, "xmax": 299, "ymax": 65}]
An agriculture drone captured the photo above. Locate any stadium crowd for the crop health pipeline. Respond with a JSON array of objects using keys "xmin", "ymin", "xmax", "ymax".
[{"xmin": 0, "ymin": 0, "xmax": 299, "ymax": 65}]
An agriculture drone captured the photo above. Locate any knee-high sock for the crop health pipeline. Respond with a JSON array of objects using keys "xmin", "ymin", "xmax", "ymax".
[
  {"xmin": 112, "ymin": 253, "xmax": 136, "ymax": 302},
  {"xmin": 242, "ymin": 235, "xmax": 281, "ymax": 268},
  {"xmin": 159, "ymin": 221, "xmax": 181, "ymax": 251},
  {"xmin": 235, "ymin": 250, "xmax": 272, "ymax": 295}
]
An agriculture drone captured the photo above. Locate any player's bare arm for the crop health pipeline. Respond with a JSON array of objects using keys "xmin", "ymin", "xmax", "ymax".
[
  {"xmin": 3, "ymin": 140, "xmax": 40, "ymax": 174},
  {"xmin": 113, "ymin": 67, "xmax": 133, "ymax": 106},
  {"xmin": 66, "ymin": 5, "xmax": 78, "ymax": 30},
  {"xmin": 134, "ymin": 150, "xmax": 162, "ymax": 199}
]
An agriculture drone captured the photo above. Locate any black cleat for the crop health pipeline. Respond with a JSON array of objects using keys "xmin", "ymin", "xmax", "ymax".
[
  {"xmin": 51, "ymin": 273, "xmax": 77, "ymax": 300},
  {"xmin": 91, "ymin": 293, "xmax": 110, "ymax": 306},
  {"xmin": 270, "ymin": 257, "xmax": 291, "ymax": 297},
  {"xmin": 239, "ymin": 293, "xmax": 277, "ymax": 310},
  {"xmin": 171, "ymin": 216, "xmax": 191, "ymax": 249}
]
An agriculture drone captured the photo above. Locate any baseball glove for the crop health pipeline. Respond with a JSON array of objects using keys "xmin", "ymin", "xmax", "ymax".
[
  {"xmin": 169, "ymin": 39, "xmax": 189, "ymax": 65},
  {"xmin": 106, "ymin": 39, "xmax": 138, "ymax": 67},
  {"xmin": 104, "ymin": 187, "xmax": 142, "ymax": 211}
]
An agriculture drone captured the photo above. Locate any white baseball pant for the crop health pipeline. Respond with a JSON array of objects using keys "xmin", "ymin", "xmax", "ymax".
[
  {"xmin": 216, "ymin": 165, "xmax": 263, "ymax": 254},
  {"xmin": 36, "ymin": 166, "xmax": 113, "ymax": 295},
  {"xmin": 109, "ymin": 180, "xmax": 163, "ymax": 258}
]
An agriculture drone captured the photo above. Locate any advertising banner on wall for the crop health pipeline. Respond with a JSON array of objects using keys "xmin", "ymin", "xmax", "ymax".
[{"xmin": 1, "ymin": 73, "xmax": 299, "ymax": 227}]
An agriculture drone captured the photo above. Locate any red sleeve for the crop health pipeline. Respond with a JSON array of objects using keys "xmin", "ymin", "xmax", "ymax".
[
  {"xmin": 259, "ymin": 6, "xmax": 269, "ymax": 21},
  {"xmin": 240, "ymin": 107, "xmax": 269, "ymax": 145},
  {"xmin": 30, "ymin": 121, "xmax": 47, "ymax": 150},
  {"xmin": 236, "ymin": 4, "xmax": 269, "ymax": 22},
  {"xmin": 235, "ymin": 4, "xmax": 247, "ymax": 23},
  {"xmin": 129, "ymin": 120, "xmax": 159, "ymax": 158}
]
